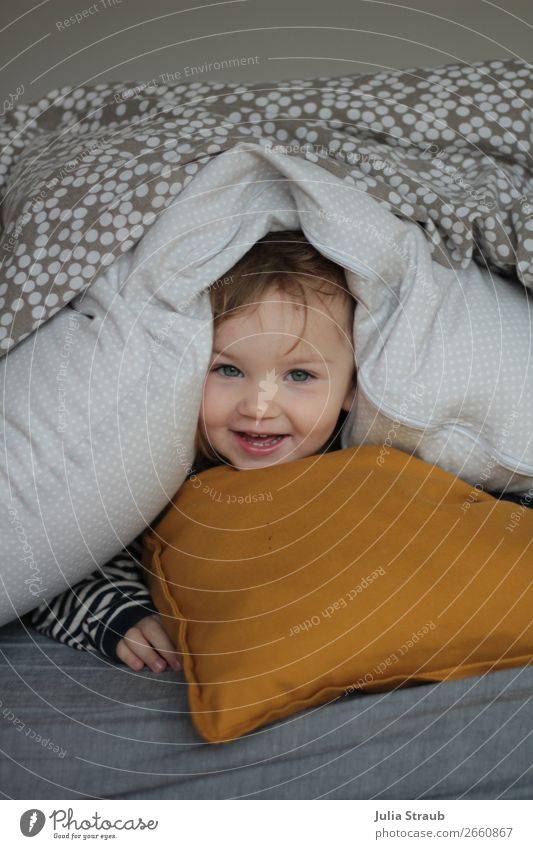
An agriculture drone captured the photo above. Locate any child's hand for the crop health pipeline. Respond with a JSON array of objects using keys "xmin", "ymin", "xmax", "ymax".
[{"xmin": 115, "ymin": 613, "xmax": 181, "ymax": 673}]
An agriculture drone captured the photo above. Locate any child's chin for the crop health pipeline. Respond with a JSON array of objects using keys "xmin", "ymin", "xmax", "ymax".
[{"xmin": 237, "ymin": 451, "xmax": 297, "ymax": 470}]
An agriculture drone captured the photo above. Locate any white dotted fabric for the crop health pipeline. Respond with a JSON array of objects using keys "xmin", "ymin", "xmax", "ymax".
[
  {"xmin": 0, "ymin": 58, "xmax": 532, "ymax": 355},
  {"xmin": 2, "ymin": 138, "xmax": 533, "ymax": 625},
  {"xmin": 341, "ymin": 240, "xmax": 533, "ymax": 494}
]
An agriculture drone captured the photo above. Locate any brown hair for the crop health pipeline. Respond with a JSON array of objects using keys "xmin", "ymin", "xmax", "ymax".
[{"xmin": 194, "ymin": 229, "xmax": 355, "ymax": 467}]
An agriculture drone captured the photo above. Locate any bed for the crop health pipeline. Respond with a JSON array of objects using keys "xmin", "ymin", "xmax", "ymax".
[{"xmin": 0, "ymin": 617, "xmax": 530, "ymax": 799}]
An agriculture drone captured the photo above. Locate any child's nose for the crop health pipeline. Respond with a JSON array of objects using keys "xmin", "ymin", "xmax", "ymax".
[{"xmin": 237, "ymin": 383, "xmax": 280, "ymax": 420}]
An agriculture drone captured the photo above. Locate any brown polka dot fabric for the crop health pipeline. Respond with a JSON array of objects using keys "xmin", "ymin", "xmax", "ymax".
[{"xmin": 0, "ymin": 58, "xmax": 531, "ymax": 356}]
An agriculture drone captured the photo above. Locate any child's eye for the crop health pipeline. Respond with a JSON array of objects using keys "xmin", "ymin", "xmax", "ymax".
[
  {"xmin": 287, "ymin": 369, "xmax": 314, "ymax": 383},
  {"xmin": 211, "ymin": 365, "xmax": 315, "ymax": 382},
  {"xmin": 212, "ymin": 364, "xmax": 242, "ymax": 378}
]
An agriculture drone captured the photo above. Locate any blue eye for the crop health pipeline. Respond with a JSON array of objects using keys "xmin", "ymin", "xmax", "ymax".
[
  {"xmin": 212, "ymin": 364, "xmax": 242, "ymax": 378},
  {"xmin": 287, "ymin": 370, "xmax": 313, "ymax": 383},
  {"xmin": 212, "ymin": 365, "xmax": 315, "ymax": 382}
]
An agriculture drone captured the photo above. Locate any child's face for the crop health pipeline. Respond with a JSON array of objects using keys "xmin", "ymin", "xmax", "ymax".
[{"xmin": 199, "ymin": 288, "xmax": 356, "ymax": 470}]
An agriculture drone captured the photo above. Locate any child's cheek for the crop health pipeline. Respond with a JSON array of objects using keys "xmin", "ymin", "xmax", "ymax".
[{"xmin": 202, "ymin": 375, "xmax": 230, "ymax": 426}]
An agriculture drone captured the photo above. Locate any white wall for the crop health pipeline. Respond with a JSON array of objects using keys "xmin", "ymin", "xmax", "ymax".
[{"xmin": 1, "ymin": 0, "xmax": 531, "ymax": 104}]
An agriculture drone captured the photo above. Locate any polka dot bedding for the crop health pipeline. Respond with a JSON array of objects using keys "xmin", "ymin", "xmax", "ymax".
[
  {"xmin": 1, "ymin": 58, "xmax": 533, "ymax": 626},
  {"xmin": 0, "ymin": 58, "xmax": 531, "ymax": 355}
]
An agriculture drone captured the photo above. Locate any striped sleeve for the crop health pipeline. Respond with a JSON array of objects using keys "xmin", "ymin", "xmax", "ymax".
[{"xmin": 26, "ymin": 535, "xmax": 158, "ymax": 661}]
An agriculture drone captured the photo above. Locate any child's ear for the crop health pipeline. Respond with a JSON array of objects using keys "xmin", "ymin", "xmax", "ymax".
[{"xmin": 341, "ymin": 374, "xmax": 357, "ymax": 413}]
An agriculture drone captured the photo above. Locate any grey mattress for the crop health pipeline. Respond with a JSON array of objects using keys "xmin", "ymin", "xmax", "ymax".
[{"xmin": 0, "ymin": 619, "xmax": 531, "ymax": 800}]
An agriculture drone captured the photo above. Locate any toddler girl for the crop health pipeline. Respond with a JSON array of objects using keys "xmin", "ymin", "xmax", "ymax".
[{"xmin": 24, "ymin": 230, "xmax": 357, "ymax": 673}]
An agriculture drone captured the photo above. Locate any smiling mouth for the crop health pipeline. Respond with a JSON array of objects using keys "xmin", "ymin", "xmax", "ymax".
[
  {"xmin": 235, "ymin": 430, "xmax": 287, "ymax": 445},
  {"xmin": 233, "ymin": 432, "xmax": 289, "ymax": 451}
]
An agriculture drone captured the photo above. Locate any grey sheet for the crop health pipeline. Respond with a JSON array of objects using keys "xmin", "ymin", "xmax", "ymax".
[{"xmin": 0, "ymin": 619, "xmax": 531, "ymax": 800}]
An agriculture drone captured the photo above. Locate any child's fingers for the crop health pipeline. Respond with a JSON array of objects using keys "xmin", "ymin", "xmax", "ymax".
[
  {"xmin": 120, "ymin": 625, "xmax": 171, "ymax": 673},
  {"xmin": 114, "ymin": 615, "xmax": 181, "ymax": 673},
  {"xmin": 115, "ymin": 638, "xmax": 147, "ymax": 672},
  {"xmin": 139, "ymin": 615, "xmax": 181, "ymax": 671}
]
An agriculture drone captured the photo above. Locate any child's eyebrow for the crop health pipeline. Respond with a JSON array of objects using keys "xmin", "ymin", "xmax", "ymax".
[{"xmin": 211, "ymin": 348, "xmax": 333, "ymax": 363}]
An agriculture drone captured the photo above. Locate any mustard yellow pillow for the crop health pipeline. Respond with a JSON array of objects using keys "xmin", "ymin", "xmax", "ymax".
[{"xmin": 142, "ymin": 445, "xmax": 533, "ymax": 743}]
